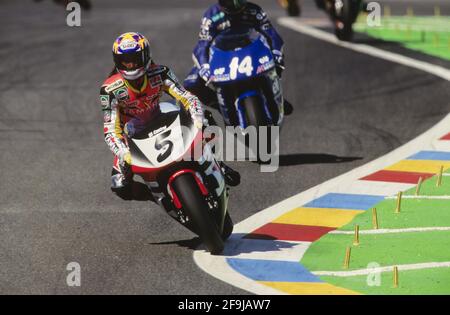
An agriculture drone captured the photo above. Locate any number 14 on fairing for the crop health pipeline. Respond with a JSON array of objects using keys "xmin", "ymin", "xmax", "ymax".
[{"xmin": 229, "ymin": 56, "xmax": 253, "ymax": 79}]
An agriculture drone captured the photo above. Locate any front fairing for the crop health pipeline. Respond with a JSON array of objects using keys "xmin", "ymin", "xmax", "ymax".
[{"xmin": 209, "ymin": 30, "xmax": 276, "ymax": 84}]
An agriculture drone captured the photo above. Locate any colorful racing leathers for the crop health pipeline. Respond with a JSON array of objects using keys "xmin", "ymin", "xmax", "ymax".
[{"xmin": 100, "ymin": 64, "xmax": 204, "ymax": 189}]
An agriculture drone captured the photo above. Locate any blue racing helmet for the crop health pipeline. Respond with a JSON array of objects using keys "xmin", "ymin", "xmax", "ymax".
[{"xmin": 219, "ymin": 0, "xmax": 247, "ymax": 14}]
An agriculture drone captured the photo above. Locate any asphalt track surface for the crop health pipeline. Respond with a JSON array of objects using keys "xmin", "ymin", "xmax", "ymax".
[{"xmin": 0, "ymin": 0, "xmax": 449, "ymax": 294}]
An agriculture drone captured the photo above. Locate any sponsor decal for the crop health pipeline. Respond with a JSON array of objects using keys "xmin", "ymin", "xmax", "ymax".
[
  {"xmin": 167, "ymin": 69, "xmax": 179, "ymax": 82},
  {"xmin": 217, "ymin": 20, "xmax": 231, "ymax": 31},
  {"xmin": 256, "ymin": 60, "xmax": 275, "ymax": 74},
  {"xmin": 259, "ymin": 56, "xmax": 270, "ymax": 64},
  {"xmin": 214, "ymin": 67, "xmax": 226, "ymax": 75},
  {"xmin": 199, "ymin": 18, "xmax": 212, "ymax": 40},
  {"xmin": 105, "ymin": 79, "xmax": 124, "ymax": 93},
  {"xmin": 213, "ymin": 73, "xmax": 231, "ymax": 82},
  {"xmin": 103, "ymin": 111, "xmax": 111, "ymax": 123},
  {"xmin": 149, "ymin": 126, "xmax": 167, "ymax": 138},
  {"xmin": 119, "ymin": 40, "xmax": 137, "ymax": 51},
  {"xmin": 113, "ymin": 87, "xmax": 129, "ymax": 101},
  {"xmin": 211, "ymin": 12, "xmax": 225, "ymax": 22},
  {"xmin": 149, "ymin": 75, "xmax": 162, "ymax": 88},
  {"xmin": 100, "ymin": 95, "xmax": 110, "ymax": 108}
]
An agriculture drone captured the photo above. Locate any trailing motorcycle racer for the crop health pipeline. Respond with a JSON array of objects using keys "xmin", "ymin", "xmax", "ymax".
[
  {"xmin": 184, "ymin": 0, "xmax": 292, "ymax": 115},
  {"xmin": 100, "ymin": 32, "xmax": 240, "ymax": 199}
]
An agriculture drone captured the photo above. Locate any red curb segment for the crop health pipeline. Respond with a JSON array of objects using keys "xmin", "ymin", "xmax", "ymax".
[
  {"xmin": 360, "ymin": 170, "xmax": 434, "ymax": 184},
  {"xmin": 439, "ymin": 132, "xmax": 450, "ymax": 140},
  {"xmin": 245, "ymin": 223, "xmax": 335, "ymax": 242}
]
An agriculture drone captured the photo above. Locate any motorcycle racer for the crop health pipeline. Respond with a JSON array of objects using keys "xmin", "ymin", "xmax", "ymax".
[
  {"xmin": 184, "ymin": 0, "xmax": 291, "ymax": 114},
  {"xmin": 100, "ymin": 32, "xmax": 240, "ymax": 199}
]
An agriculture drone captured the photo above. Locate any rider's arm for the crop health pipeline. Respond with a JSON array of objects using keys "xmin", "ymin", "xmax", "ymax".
[
  {"xmin": 253, "ymin": 4, "xmax": 284, "ymax": 55},
  {"xmin": 162, "ymin": 67, "xmax": 204, "ymax": 119},
  {"xmin": 192, "ymin": 8, "xmax": 217, "ymax": 67},
  {"xmin": 100, "ymin": 85, "xmax": 128, "ymax": 157}
]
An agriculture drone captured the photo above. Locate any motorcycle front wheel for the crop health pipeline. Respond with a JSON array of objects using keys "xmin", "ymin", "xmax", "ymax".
[
  {"xmin": 243, "ymin": 95, "xmax": 274, "ymax": 164},
  {"xmin": 172, "ymin": 173, "xmax": 224, "ymax": 255}
]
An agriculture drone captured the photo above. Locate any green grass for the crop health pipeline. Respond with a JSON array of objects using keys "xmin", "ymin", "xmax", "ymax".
[
  {"xmin": 301, "ymin": 230, "xmax": 450, "ymax": 271},
  {"xmin": 300, "ymin": 172, "xmax": 450, "ymax": 294},
  {"xmin": 354, "ymin": 16, "xmax": 450, "ymax": 61},
  {"xmin": 321, "ymin": 267, "xmax": 450, "ymax": 295},
  {"xmin": 338, "ymin": 174, "xmax": 450, "ymax": 231}
]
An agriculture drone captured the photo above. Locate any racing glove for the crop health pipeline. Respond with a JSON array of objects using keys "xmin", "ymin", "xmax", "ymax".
[
  {"xmin": 118, "ymin": 148, "xmax": 132, "ymax": 166},
  {"xmin": 199, "ymin": 64, "xmax": 211, "ymax": 83},
  {"xmin": 192, "ymin": 113, "xmax": 208, "ymax": 129},
  {"xmin": 272, "ymin": 50, "xmax": 285, "ymax": 78}
]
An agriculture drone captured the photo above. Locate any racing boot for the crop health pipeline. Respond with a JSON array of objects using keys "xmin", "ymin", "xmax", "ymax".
[
  {"xmin": 111, "ymin": 165, "xmax": 134, "ymax": 200},
  {"xmin": 283, "ymin": 99, "xmax": 294, "ymax": 116},
  {"xmin": 204, "ymin": 109, "xmax": 217, "ymax": 127},
  {"xmin": 220, "ymin": 162, "xmax": 241, "ymax": 187}
]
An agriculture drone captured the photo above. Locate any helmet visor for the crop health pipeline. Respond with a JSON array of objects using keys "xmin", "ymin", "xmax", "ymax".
[
  {"xmin": 219, "ymin": 0, "xmax": 247, "ymax": 13},
  {"xmin": 114, "ymin": 51, "xmax": 145, "ymax": 71}
]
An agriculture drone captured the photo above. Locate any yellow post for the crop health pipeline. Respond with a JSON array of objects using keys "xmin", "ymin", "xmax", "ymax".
[
  {"xmin": 433, "ymin": 33, "xmax": 440, "ymax": 48},
  {"xmin": 393, "ymin": 266, "xmax": 399, "ymax": 288},
  {"xmin": 407, "ymin": 6, "xmax": 414, "ymax": 17},
  {"xmin": 372, "ymin": 208, "xmax": 379, "ymax": 229},
  {"xmin": 343, "ymin": 247, "xmax": 351, "ymax": 269},
  {"xmin": 353, "ymin": 225, "xmax": 360, "ymax": 246},
  {"xmin": 415, "ymin": 177, "xmax": 423, "ymax": 196},
  {"xmin": 437, "ymin": 165, "xmax": 444, "ymax": 187},
  {"xmin": 395, "ymin": 191, "xmax": 402, "ymax": 213},
  {"xmin": 384, "ymin": 5, "xmax": 391, "ymax": 17},
  {"xmin": 434, "ymin": 6, "xmax": 441, "ymax": 17}
]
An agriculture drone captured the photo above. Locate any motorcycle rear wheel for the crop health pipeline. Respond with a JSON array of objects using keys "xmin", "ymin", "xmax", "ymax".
[
  {"xmin": 172, "ymin": 173, "xmax": 224, "ymax": 255},
  {"xmin": 335, "ymin": 0, "xmax": 356, "ymax": 41}
]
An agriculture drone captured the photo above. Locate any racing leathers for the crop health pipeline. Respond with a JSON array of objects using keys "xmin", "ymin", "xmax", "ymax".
[
  {"xmin": 100, "ymin": 64, "xmax": 204, "ymax": 191},
  {"xmin": 184, "ymin": 2, "xmax": 285, "ymax": 107}
]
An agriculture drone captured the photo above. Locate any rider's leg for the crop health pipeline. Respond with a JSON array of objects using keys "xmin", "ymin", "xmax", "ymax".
[
  {"xmin": 111, "ymin": 155, "xmax": 134, "ymax": 200},
  {"xmin": 219, "ymin": 162, "xmax": 241, "ymax": 187}
]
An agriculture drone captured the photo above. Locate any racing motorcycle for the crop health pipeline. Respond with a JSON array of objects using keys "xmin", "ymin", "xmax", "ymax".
[
  {"xmin": 207, "ymin": 27, "xmax": 284, "ymax": 160},
  {"xmin": 315, "ymin": 0, "xmax": 363, "ymax": 41},
  {"xmin": 278, "ymin": 0, "xmax": 301, "ymax": 17},
  {"xmin": 126, "ymin": 102, "xmax": 233, "ymax": 255}
]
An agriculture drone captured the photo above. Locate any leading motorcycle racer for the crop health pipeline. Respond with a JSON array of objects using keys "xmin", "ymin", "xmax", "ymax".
[
  {"xmin": 184, "ymin": 0, "xmax": 292, "ymax": 114},
  {"xmin": 100, "ymin": 32, "xmax": 240, "ymax": 199}
]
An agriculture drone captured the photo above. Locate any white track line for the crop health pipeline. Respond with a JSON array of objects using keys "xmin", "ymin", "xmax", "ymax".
[
  {"xmin": 385, "ymin": 195, "xmax": 450, "ymax": 199},
  {"xmin": 277, "ymin": 17, "xmax": 450, "ymax": 81},
  {"xmin": 194, "ymin": 18, "xmax": 450, "ymax": 295},
  {"xmin": 330, "ymin": 227, "xmax": 450, "ymax": 235},
  {"xmin": 313, "ymin": 262, "xmax": 450, "ymax": 277}
]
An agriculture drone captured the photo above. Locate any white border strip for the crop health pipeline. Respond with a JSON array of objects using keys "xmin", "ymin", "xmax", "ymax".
[
  {"xmin": 313, "ymin": 261, "xmax": 450, "ymax": 277},
  {"xmin": 330, "ymin": 227, "xmax": 450, "ymax": 234}
]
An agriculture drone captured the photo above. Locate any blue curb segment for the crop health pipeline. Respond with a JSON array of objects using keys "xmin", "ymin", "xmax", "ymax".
[
  {"xmin": 303, "ymin": 193, "xmax": 384, "ymax": 210},
  {"xmin": 407, "ymin": 151, "xmax": 450, "ymax": 161},
  {"xmin": 227, "ymin": 258, "xmax": 322, "ymax": 282}
]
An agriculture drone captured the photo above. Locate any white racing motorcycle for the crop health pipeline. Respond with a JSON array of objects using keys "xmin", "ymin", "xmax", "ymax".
[{"xmin": 126, "ymin": 102, "xmax": 233, "ymax": 254}]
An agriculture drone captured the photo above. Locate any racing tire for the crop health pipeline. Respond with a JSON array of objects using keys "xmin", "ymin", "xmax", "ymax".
[
  {"xmin": 172, "ymin": 174, "xmax": 224, "ymax": 255},
  {"xmin": 335, "ymin": 0, "xmax": 356, "ymax": 41},
  {"xmin": 222, "ymin": 212, "xmax": 234, "ymax": 241},
  {"xmin": 286, "ymin": 0, "xmax": 301, "ymax": 17},
  {"xmin": 243, "ymin": 95, "xmax": 273, "ymax": 164}
]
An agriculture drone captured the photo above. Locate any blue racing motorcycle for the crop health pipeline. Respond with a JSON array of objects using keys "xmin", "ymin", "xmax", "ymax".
[{"xmin": 207, "ymin": 28, "xmax": 285, "ymax": 144}]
